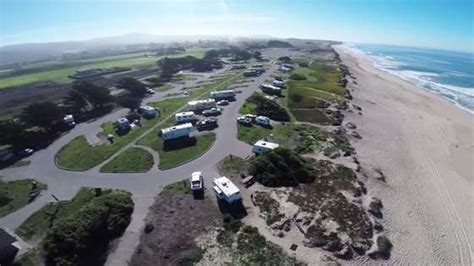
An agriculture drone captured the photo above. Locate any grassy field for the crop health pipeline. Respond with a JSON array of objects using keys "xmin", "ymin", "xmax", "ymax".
[
  {"xmin": 99, "ymin": 147, "xmax": 154, "ymax": 173},
  {"xmin": 56, "ymin": 97, "xmax": 186, "ymax": 171},
  {"xmin": 0, "ymin": 178, "xmax": 47, "ymax": 218},
  {"xmin": 138, "ymin": 133, "xmax": 216, "ymax": 170},
  {"xmin": 0, "ymin": 48, "xmax": 207, "ymax": 90},
  {"xmin": 16, "ymin": 187, "xmax": 110, "ymax": 240},
  {"xmin": 237, "ymin": 123, "xmax": 295, "ymax": 146}
]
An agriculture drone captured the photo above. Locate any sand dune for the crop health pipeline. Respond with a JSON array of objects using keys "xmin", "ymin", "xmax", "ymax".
[{"xmin": 334, "ymin": 45, "xmax": 473, "ymax": 265}]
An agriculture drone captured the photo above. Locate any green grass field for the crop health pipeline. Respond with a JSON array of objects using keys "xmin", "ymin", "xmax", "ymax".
[
  {"xmin": 16, "ymin": 187, "xmax": 109, "ymax": 240},
  {"xmin": 237, "ymin": 123, "xmax": 294, "ymax": 146},
  {"xmin": 99, "ymin": 147, "xmax": 154, "ymax": 173},
  {"xmin": 0, "ymin": 178, "xmax": 47, "ymax": 218},
  {"xmin": 0, "ymin": 48, "xmax": 207, "ymax": 90},
  {"xmin": 137, "ymin": 132, "xmax": 216, "ymax": 170}
]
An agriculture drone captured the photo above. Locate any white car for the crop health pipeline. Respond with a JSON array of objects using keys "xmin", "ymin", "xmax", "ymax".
[
  {"xmin": 191, "ymin": 172, "xmax": 204, "ymax": 191},
  {"xmin": 217, "ymin": 100, "xmax": 229, "ymax": 106},
  {"xmin": 237, "ymin": 116, "xmax": 252, "ymax": 125}
]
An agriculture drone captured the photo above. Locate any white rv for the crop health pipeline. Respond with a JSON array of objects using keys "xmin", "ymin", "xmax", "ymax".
[
  {"xmin": 159, "ymin": 123, "xmax": 193, "ymax": 140},
  {"xmin": 252, "ymin": 140, "xmax": 280, "ymax": 154},
  {"xmin": 210, "ymin": 90, "xmax": 235, "ymax": 100},
  {"xmin": 175, "ymin": 111, "xmax": 196, "ymax": 123},
  {"xmin": 187, "ymin": 99, "xmax": 216, "ymax": 111},
  {"xmin": 259, "ymin": 83, "xmax": 282, "ymax": 96},
  {"xmin": 255, "ymin": 116, "xmax": 271, "ymax": 126},
  {"xmin": 213, "ymin": 176, "xmax": 241, "ymax": 204}
]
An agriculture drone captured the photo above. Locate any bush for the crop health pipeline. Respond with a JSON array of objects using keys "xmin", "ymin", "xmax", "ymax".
[
  {"xmin": 289, "ymin": 73, "xmax": 307, "ymax": 80},
  {"xmin": 246, "ymin": 94, "xmax": 290, "ymax": 121},
  {"xmin": 43, "ymin": 192, "xmax": 134, "ymax": 265},
  {"xmin": 249, "ymin": 147, "xmax": 315, "ymax": 187},
  {"xmin": 223, "ymin": 214, "xmax": 242, "ymax": 233}
]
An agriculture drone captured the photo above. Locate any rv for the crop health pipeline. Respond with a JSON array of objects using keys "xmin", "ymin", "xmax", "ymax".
[
  {"xmin": 272, "ymin": 79, "xmax": 285, "ymax": 88},
  {"xmin": 210, "ymin": 90, "xmax": 235, "ymax": 100},
  {"xmin": 175, "ymin": 111, "xmax": 196, "ymax": 123},
  {"xmin": 255, "ymin": 116, "xmax": 271, "ymax": 126},
  {"xmin": 213, "ymin": 176, "xmax": 241, "ymax": 204},
  {"xmin": 187, "ymin": 99, "xmax": 216, "ymax": 112},
  {"xmin": 252, "ymin": 140, "xmax": 280, "ymax": 154},
  {"xmin": 159, "ymin": 123, "xmax": 193, "ymax": 140},
  {"xmin": 259, "ymin": 83, "xmax": 282, "ymax": 96}
]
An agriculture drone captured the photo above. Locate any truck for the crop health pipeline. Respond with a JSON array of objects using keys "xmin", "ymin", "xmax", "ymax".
[
  {"xmin": 190, "ymin": 172, "xmax": 204, "ymax": 191},
  {"xmin": 159, "ymin": 123, "xmax": 193, "ymax": 140},
  {"xmin": 210, "ymin": 90, "xmax": 235, "ymax": 100},
  {"xmin": 259, "ymin": 83, "xmax": 282, "ymax": 96},
  {"xmin": 252, "ymin": 140, "xmax": 280, "ymax": 154},
  {"xmin": 212, "ymin": 176, "xmax": 241, "ymax": 204},
  {"xmin": 175, "ymin": 111, "xmax": 196, "ymax": 124},
  {"xmin": 187, "ymin": 99, "xmax": 216, "ymax": 112}
]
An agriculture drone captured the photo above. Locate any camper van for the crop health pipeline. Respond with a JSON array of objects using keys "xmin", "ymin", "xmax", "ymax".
[
  {"xmin": 212, "ymin": 176, "xmax": 241, "ymax": 204},
  {"xmin": 159, "ymin": 123, "xmax": 193, "ymax": 140},
  {"xmin": 252, "ymin": 140, "xmax": 280, "ymax": 154},
  {"xmin": 175, "ymin": 111, "xmax": 196, "ymax": 124}
]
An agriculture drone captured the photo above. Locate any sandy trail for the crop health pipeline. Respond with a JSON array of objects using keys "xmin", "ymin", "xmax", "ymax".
[{"xmin": 334, "ymin": 45, "xmax": 473, "ymax": 265}]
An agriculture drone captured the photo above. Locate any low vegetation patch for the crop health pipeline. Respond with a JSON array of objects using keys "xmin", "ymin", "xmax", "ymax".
[
  {"xmin": 100, "ymin": 147, "xmax": 154, "ymax": 173},
  {"xmin": 0, "ymin": 178, "xmax": 46, "ymax": 217},
  {"xmin": 217, "ymin": 155, "xmax": 248, "ymax": 177},
  {"xmin": 254, "ymin": 191, "xmax": 285, "ymax": 226},
  {"xmin": 242, "ymin": 93, "xmax": 290, "ymax": 121}
]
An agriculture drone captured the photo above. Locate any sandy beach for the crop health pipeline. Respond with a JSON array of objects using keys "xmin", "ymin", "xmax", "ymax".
[{"xmin": 334, "ymin": 45, "xmax": 473, "ymax": 265}]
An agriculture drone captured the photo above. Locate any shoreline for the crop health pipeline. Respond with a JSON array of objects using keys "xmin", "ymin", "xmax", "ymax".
[
  {"xmin": 341, "ymin": 44, "xmax": 474, "ymax": 116},
  {"xmin": 334, "ymin": 44, "xmax": 473, "ymax": 265}
]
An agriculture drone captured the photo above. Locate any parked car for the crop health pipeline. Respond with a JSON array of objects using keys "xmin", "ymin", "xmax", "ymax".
[
  {"xmin": 19, "ymin": 148, "xmax": 34, "ymax": 157},
  {"xmin": 146, "ymin": 88, "xmax": 155, "ymax": 94},
  {"xmin": 237, "ymin": 116, "xmax": 252, "ymax": 125},
  {"xmin": 191, "ymin": 172, "xmax": 203, "ymax": 191},
  {"xmin": 202, "ymin": 107, "xmax": 222, "ymax": 116},
  {"xmin": 256, "ymin": 116, "xmax": 271, "ymax": 126},
  {"xmin": 196, "ymin": 118, "xmax": 218, "ymax": 130},
  {"xmin": 243, "ymin": 114, "xmax": 257, "ymax": 122},
  {"xmin": 217, "ymin": 100, "xmax": 229, "ymax": 106}
]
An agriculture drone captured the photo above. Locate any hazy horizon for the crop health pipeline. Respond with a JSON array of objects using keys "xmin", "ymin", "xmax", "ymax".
[{"xmin": 1, "ymin": 0, "xmax": 473, "ymax": 52}]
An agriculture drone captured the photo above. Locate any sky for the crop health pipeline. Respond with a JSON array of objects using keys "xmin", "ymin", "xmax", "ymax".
[{"xmin": 0, "ymin": 0, "xmax": 473, "ymax": 51}]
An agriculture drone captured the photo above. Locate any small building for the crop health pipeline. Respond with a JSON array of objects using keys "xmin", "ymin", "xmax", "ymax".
[
  {"xmin": 159, "ymin": 123, "xmax": 193, "ymax": 140},
  {"xmin": 259, "ymin": 83, "xmax": 281, "ymax": 96},
  {"xmin": 63, "ymin": 114, "xmax": 75, "ymax": 127},
  {"xmin": 187, "ymin": 99, "xmax": 216, "ymax": 112},
  {"xmin": 252, "ymin": 140, "xmax": 280, "ymax": 154},
  {"xmin": 115, "ymin": 118, "xmax": 131, "ymax": 131},
  {"xmin": 141, "ymin": 106, "xmax": 159, "ymax": 119},
  {"xmin": 175, "ymin": 111, "xmax": 196, "ymax": 124},
  {"xmin": 210, "ymin": 90, "xmax": 235, "ymax": 100},
  {"xmin": 0, "ymin": 228, "xmax": 19, "ymax": 265},
  {"xmin": 212, "ymin": 176, "xmax": 241, "ymax": 204}
]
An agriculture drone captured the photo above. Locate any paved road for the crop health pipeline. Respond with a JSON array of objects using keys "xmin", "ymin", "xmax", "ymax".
[{"xmin": 0, "ymin": 56, "xmax": 281, "ymax": 265}]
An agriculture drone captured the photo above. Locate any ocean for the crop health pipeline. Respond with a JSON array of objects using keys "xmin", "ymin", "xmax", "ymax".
[{"xmin": 349, "ymin": 43, "xmax": 474, "ymax": 113}]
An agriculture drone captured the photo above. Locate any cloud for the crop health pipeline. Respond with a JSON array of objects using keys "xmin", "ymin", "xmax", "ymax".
[{"xmin": 188, "ymin": 14, "xmax": 276, "ymax": 24}]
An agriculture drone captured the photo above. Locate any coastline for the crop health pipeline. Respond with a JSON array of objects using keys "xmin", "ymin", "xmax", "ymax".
[{"xmin": 334, "ymin": 44, "xmax": 473, "ymax": 265}]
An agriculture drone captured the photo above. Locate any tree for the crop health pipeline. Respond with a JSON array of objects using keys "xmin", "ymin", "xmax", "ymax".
[
  {"xmin": 203, "ymin": 49, "xmax": 219, "ymax": 60},
  {"xmin": 253, "ymin": 51, "xmax": 262, "ymax": 60},
  {"xmin": 118, "ymin": 78, "xmax": 147, "ymax": 98},
  {"xmin": 117, "ymin": 96, "xmax": 142, "ymax": 111},
  {"xmin": 64, "ymin": 90, "xmax": 88, "ymax": 115},
  {"xmin": 278, "ymin": 56, "xmax": 291, "ymax": 63},
  {"xmin": 72, "ymin": 81, "xmax": 113, "ymax": 108},
  {"xmin": 21, "ymin": 101, "xmax": 64, "ymax": 131},
  {"xmin": 0, "ymin": 120, "xmax": 25, "ymax": 146}
]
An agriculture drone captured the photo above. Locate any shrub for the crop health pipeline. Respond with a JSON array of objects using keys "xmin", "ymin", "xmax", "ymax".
[
  {"xmin": 43, "ymin": 192, "xmax": 134, "ymax": 265},
  {"xmin": 246, "ymin": 94, "xmax": 290, "ymax": 121},
  {"xmin": 289, "ymin": 73, "xmax": 307, "ymax": 80},
  {"xmin": 249, "ymin": 147, "xmax": 315, "ymax": 187}
]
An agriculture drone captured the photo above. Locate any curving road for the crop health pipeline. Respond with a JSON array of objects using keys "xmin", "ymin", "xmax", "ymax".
[{"xmin": 0, "ymin": 54, "xmax": 286, "ymax": 264}]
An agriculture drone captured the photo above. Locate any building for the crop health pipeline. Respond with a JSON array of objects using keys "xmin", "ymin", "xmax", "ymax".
[
  {"xmin": 187, "ymin": 99, "xmax": 216, "ymax": 112},
  {"xmin": 259, "ymin": 83, "xmax": 282, "ymax": 96},
  {"xmin": 0, "ymin": 228, "xmax": 19, "ymax": 265},
  {"xmin": 115, "ymin": 118, "xmax": 131, "ymax": 131},
  {"xmin": 159, "ymin": 123, "xmax": 193, "ymax": 140},
  {"xmin": 141, "ymin": 106, "xmax": 159, "ymax": 119},
  {"xmin": 252, "ymin": 140, "xmax": 280, "ymax": 154},
  {"xmin": 210, "ymin": 90, "xmax": 235, "ymax": 100},
  {"xmin": 175, "ymin": 111, "xmax": 196, "ymax": 123},
  {"xmin": 212, "ymin": 176, "xmax": 241, "ymax": 204}
]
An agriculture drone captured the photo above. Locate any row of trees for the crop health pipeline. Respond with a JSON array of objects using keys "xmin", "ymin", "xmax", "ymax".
[
  {"xmin": 158, "ymin": 55, "xmax": 222, "ymax": 80},
  {"xmin": 246, "ymin": 94, "xmax": 290, "ymax": 121},
  {"xmin": 43, "ymin": 191, "xmax": 134, "ymax": 265}
]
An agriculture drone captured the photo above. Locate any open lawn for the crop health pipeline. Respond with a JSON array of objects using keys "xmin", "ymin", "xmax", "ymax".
[
  {"xmin": 100, "ymin": 147, "xmax": 154, "ymax": 173},
  {"xmin": 16, "ymin": 187, "xmax": 110, "ymax": 240},
  {"xmin": 0, "ymin": 48, "xmax": 207, "ymax": 90},
  {"xmin": 138, "ymin": 133, "xmax": 216, "ymax": 170},
  {"xmin": 0, "ymin": 178, "xmax": 46, "ymax": 218},
  {"xmin": 237, "ymin": 123, "xmax": 294, "ymax": 146}
]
